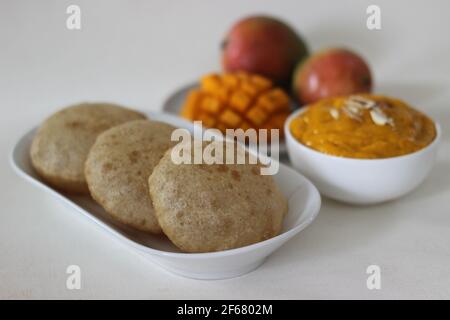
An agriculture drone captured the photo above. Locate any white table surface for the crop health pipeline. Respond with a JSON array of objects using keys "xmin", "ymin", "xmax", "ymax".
[{"xmin": 1, "ymin": 0, "xmax": 449, "ymax": 299}]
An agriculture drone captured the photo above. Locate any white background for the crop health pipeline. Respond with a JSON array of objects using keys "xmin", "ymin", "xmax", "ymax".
[{"xmin": 1, "ymin": 0, "xmax": 449, "ymax": 299}]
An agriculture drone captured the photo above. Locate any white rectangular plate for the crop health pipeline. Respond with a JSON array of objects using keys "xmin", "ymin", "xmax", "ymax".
[{"xmin": 10, "ymin": 111, "xmax": 321, "ymax": 280}]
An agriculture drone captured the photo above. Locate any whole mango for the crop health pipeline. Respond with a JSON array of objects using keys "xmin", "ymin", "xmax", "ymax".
[
  {"xmin": 293, "ymin": 48, "xmax": 373, "ymax": 105},
  {"xmin": 222, "ymin": 15, "xmax": 309, "ymax": 88}
]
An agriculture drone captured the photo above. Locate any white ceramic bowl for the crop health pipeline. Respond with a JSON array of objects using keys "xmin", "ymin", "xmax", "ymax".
[
  {"xmin": 11, "ymin": 111, "xmax": 321, "ymax": 280},
  {"xmin": 285, "ymin": 107, "xmax": 441, "ymax": 205}
]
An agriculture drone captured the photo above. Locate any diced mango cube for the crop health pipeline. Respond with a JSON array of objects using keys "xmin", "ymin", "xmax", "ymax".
[
  {"xmin": 220, "ymin": 109, "xmax": 241, "ymax": 127},
  {"xmin": 246, "ymin": 107, "xmax": 268, "ymax": 126},
  {"xmin": 222, "ymin": 73, "xmax": 240, "ymax": 89},
  {"xmin": 250, "ymin": 75, "xmax": 272, "ymax": 91},
  {"xmin": 201, "ymin": 96, "xmax": 222, "ymax": 114},
  {"xmin": 212, "ymin": 86, "xmax": 229, "ymax": 103},
  {"xmin": 197, "ymin": 112, "xmax": 216, "ymax": 128},
  {"xmin": 201, "ymin": 74, "xmax": 222, "ymax": 93},
  {"xmin": 229, "ymin": 91, "xmax": 251, "ymax": 113},
  {"xmin": 240, "ymin": 82, "xmax": 260, "ymax": 97},
  {"xmin": 258, "ymin": 88, "xmax": 290, "ymax": 112}
]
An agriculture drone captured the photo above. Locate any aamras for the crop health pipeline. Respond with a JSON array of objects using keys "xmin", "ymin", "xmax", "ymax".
[{"xmin": 289, "ymin": 95, "xmax": 437, "ymax": 159}]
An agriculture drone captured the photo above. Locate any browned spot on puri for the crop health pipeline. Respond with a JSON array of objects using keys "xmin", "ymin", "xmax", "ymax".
[
  {"xmin": 216, "ymin": 164, "xmax": 229, "ymax": 173},
  {"xmin": 128, "ymin": 150, "xmax": 140, "ymax": 163},
  {"xmin": 176, "ymin": 212, "xmax": 184, "ymax": 220},
  {"xmin": 266, "ymin": 188, "xmax": 272, "ymax": 195},
  {"xmin": 102, "ymin": 162, "xmax": 113, "ymax": 173},
  {"xmin": 231, "ymin": 170, "xmax": 240, "ymax": 181},
  {"xmin": 251, "ymin": 167, "xmax": 260, "ymax": 175},
  {"xmin": 66, "ymin": 120, "xmax": 83, "ymax": 128},
  {"xmin": 210, "ymin": 198, "xmax": 220, "ymax": 210}
]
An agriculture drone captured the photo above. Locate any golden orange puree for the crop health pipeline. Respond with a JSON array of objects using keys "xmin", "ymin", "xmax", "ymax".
[{"xmin": 290, "ymin": 95, "xmax": 436, "ymax": 159}]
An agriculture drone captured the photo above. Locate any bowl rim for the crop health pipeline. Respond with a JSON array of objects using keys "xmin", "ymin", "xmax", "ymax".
[{"xmin": 284, "ymin": 105, "xmax": 442, "ymax": 163}]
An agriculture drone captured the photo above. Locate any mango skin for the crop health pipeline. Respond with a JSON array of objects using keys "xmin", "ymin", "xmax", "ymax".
[
  {"xmin": 293, "ymin": 48, "xmax": 372, "ymax": 105},
  {"xmin": 222, "ymin": 15, "xmax": 309, "ymax": 88}
]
